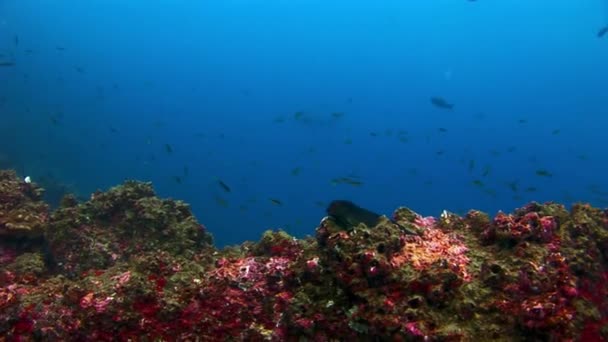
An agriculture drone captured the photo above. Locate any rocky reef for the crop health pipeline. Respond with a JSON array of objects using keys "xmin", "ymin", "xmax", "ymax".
[{"xmin": 0, "ymin": 169, "xmax": 607, "ymax": 340}]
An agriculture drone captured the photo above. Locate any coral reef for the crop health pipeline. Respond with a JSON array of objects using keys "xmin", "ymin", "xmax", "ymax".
[
  {"xmin": 0, "ymin": 169, "xmax": 607, "ymax": 340},
  {"xmin": 0, "ymin": 170, "xmax": 47, "ymax": 238}
]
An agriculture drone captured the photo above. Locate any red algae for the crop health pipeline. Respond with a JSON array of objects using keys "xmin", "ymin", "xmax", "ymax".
[{"xmin": 0, "ymin": 169, "xmax": 607, "ymax": 340}]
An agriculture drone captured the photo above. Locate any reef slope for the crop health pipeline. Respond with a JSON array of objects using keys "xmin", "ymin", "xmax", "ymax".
[{"xmin": 0, "ymin": 169, "xmax": 607, "ymax": 340}]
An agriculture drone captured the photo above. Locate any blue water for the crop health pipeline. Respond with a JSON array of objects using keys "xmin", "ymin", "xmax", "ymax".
[{"xmin": 1, "ymin": 1, "xmax": 607, "ymax": 246}]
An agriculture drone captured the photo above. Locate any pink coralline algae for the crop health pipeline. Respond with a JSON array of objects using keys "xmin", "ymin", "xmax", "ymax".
[{"xmin": 0, "ymin": 169, "xmax": 607, "ymax": 340}]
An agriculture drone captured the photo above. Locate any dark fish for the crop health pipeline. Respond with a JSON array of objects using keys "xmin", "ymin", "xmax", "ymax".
[
  {"xmin": 331, "ymin": 112, "xmax": 345, "ymax": 118},
  {"xmin": 506, "ymin": 180, "xmax": 519, "ymax": 192},
  {"xmin": 326, "ymin": 200, "xmax": 418, "ymax": 234},
  {"xmin": 481, "ymin": 165, "xmax": 492, "ymax": 177},
  {"xmin": 214, "ymin": 196, "xmax": 229, "ymax": 208},
  {"xmin": 535, "ymin": 169, "xmax": 553, "ymax": 177},
  {"xmin": 0, "ymin": 61, "xmax": 15, "ymax": 67},
  {"xmin": 291, "ymin": 167, "xmax": 301, "ymax": 176},
  {"xmin": 56, "ymin": 46, "xmax": 66, "ymax": 51},
  {"xmin": 430, "ymin": 97, "xmax": 454, "ymax": 109},
  {"xmin": 468, "ymin": 159, "xmax": 475, "ymax": 173},
  {"xmin": 269, "ymin": 198, "xmax": 283, "ymax": 206},
  {"xmin": 598, "ymin": 26, "xmax": 608, "ymax": 38},
  {"xmin": 294, "ymin": 111, "xmax": 304, "ymax": 120},
  {"xmin": 75, "ymin": 66, "xmax": 85, "ymax": 73},
  {"xmin": 173, "ymin": 176, "xmax": 182, "ymax": 184},
  {"xmin": 438, "ymin": 127, "xmax": 448, "ymax": 133},
  {"xmin": 217, "ymin": 180, "xmax": 231, "ymax": 193},
  {"xmin": 164, "ymin": 144, "xmax": 173, "ymax": 154},
  {"xmin": 331, "ymin": 177, "xmax": 363, "ymax": 187},
  {"xmin": 518, "ymin": 119, "xmax": 528, "ymax": 124},
  {"xmin": 472, "ymin": 179, "xmax": 484, "ymax": 187}
]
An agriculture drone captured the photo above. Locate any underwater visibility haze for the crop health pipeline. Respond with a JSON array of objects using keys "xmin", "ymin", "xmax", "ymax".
[{"xmin": 1, "ymin": 0, "xmax": 608, "ymax": 246}]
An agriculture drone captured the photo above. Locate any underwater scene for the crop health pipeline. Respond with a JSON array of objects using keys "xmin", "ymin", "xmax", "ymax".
[{"xmin": 1, "ymin": 0, "xmax": 608, "ymax": 340}]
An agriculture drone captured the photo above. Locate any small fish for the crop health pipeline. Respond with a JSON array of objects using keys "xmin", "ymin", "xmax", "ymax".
[
  {"xmin": 518, "ymin": 119, "xmax": 528, "ymax": 124},
  {"xmin": 506, "ymin": 180, "xmax": 519, "ymax": 192},
  {"xmin": 489, "ymin": 149, "xmax": 501, "ymax": 157},
  {"xmin": 291, "ymin": 167, "xmax": 301, "ymax": 176},
  {"xmin": 551, "ymin": 129, "xmax": 560, "ymax": 135},
  {"xmin": 269, "ymin": 198, "xmax": 283, "ymax": 206},
  {"xmin": 173, "ymin": 176, "xmax": 182, "ymax": 184},
  {"xmin": 369, "ymin": 132, "xmax": 379, "ymax": 137},
  {"xmin": 217, "ymin": 180, "xmax": 231, "ymax": 193},
  {"xmin": 535, "ymin": 169, "xmax": 553, "ymax": 177},
  {"xmin": 597, "ymin": 26, "xmax": 608, "ymax": 38},
  {"xmin": 468, "ymin": 159, "xmax": 475, "ymax": 173},
  {"xmin": 472, "ymin": 179, "xmax": 484, "ymax": 187},
  {"xmin": 331, "ymin": 177, "xmax": 363, "ymax": 187},
  {"xmin": 525, "ymin": 187, "xmax": 537, "ymax": 193},
  {"xmin": 343, "ymin": 138, "xmax": 353, "ymax": 145},
  {"xmin": 481, "ymin": 165, "xmax": 492, "ymax": 177},
  {"xmin": 214, "ymin": 196, "xmax": 229, "ymax": 208},
  {"xmin": 164, "ymin": 144, "xmax": 173, "ymax": 154},
  {"xmin": 484, "ymin": 189, "xmax": 497, "ymax": 198},
  {"xmin": 183, "ymin": 166, "xmax": 189, "ymax": 177},
  {"xmin": 430, "ymin": 96, "xmax": 454, "ymax": 109},
  {"xmin": 294, "ymin": 111, "xmax": 304, "ymax": 120},
  {"xmin": 75, "ymin": 66, "xmax": 85, "ymax": 73},
  {"xmin": 331, "ymin": 112, "xmax": 345, "ymax": 118},
  {"xmin": 14, "ymin": 35, "xmax": 18, "ymax": 46},
  {"xmin": 438, "ymin": 127, "xmax": 448, "ymax": 133},
  {"xmin": 0, "ymin": 61, "xmax": 15, "ymax": 67},
  {"xmin": 56, "ymin": 46, "xmax": 66, "ymax": 51}
]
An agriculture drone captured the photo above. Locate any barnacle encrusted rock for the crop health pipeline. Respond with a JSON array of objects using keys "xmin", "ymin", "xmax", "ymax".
[
  {"xmin": 0, "ymin": 168, "xmax": 607, "ymax": 340},
  {"xmin": 46, "ymin": 180, "xmax": 214, "ymax": 276},
  {"xmin": 0, "ymin": 170, "xmax": 48, "ymax": 237}
]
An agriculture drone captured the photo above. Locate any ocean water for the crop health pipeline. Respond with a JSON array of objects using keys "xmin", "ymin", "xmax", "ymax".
[{"xmin": 1, "ymin": 1, "xmax": 607, "ymax": 247}]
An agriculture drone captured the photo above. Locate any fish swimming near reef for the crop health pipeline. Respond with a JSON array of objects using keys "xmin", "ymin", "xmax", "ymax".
[
  {"xmin": 430, "ymin": 96, "xmax": 454, "ymax": 109},
  {"xmin": 598, "ymin": 25, "xmax": 608, "ymax": 38},
  {"xmin": 217, "ymin": 180, "xmax": 231, "ymax": 193},
  {"xmin": 326, "ymin": 200, "xmax": 418, "ymax": 235}
]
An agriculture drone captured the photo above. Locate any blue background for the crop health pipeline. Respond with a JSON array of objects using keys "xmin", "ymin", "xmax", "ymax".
[{"xmin": 1, "ymin": 1, "xmax": 607, "ymax": 246}]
